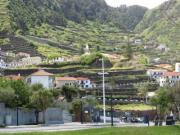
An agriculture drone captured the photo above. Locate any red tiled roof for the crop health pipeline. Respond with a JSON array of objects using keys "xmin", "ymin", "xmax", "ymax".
[
  {"xmin": 5, "ymin": 75, "xmax": 23, "ymax": 80},
  {"xmin": 163, "ymin": 72, "xmax": 180, "ymax": 77},
  {"xmin": 31, "ymin": 70, "xmax": 54, "ymax": 76},
  {"xmin": 56, "ymin": 77, "xmax": 77, "ymax": 81},
  {"xmin": 155, "ymin": 64, "xmax": 172, "ymax": 68},
  {"xmin": 76, "ymin": 77, "xmax": 89, "ymax": 81}
]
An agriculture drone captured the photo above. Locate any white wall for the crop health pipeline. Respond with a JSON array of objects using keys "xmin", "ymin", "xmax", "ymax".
[
  {"xmin": 175, "ymin": 63, "xmax": 180, "ymax": 72},
  {"xmin": 31, "ymin": 76, "xmax": 53, "ymax": 89}
]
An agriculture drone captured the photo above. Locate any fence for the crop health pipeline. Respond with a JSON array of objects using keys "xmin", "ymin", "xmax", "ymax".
[{"xmin": 0, "ymin": 103, "xmax": 72, "ymax": 126}]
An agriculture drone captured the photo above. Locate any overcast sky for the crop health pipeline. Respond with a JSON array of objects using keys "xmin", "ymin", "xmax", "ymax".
[{"xmin": 105, "ymin": 0, "xmax": 168, "ymax": 9}]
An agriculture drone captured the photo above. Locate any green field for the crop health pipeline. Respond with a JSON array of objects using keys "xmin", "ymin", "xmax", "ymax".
[{"xmin": 1, "ymin": 127, "xmax": 180, "ymax": 135}]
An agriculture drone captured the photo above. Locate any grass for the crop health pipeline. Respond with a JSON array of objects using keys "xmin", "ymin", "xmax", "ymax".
[
  {"xmin": 0, "ymin": 127, "xmax": 180, "ymax": 135},
  {"xmin": 98, "ymin": 104, "xmax": 155, "ymax": 111}
]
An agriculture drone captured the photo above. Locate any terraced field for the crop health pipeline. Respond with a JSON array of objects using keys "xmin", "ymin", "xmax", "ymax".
[
  {"xmin": 0, "ymin": 0, "xmax": 10, "ymax": 31},
  {"xmin": 26, "ymin": 21, "xmax": 134, "ymax": 57}
]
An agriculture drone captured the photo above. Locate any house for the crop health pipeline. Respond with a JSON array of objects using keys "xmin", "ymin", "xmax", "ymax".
[
  {"xmin": 159, "ymin": 72, "xmax": 180, "ymax": 87},
  {"xmin": 5, "ymin": 74, "xmax": 23, "ymax": 81},
  {"xmin": 55, "ymin": 77, "xmax": 78, "ymax": 88},
  {"xmin": 147, "ymin": 69, "xmax": 167, "ymax": 81},
  {"xmin": 0, "ymin": 59, "xmax": 7, "ymax": 69},
  {"xmin": 175, "ymin": 63, "xmax": 180, "ymax": 72},
  {"xmin": 21, "ymin": 56, "xmax": 42, "ymax": 66},
  {"xmin": 134, "ymin": 39, "xmax": 142, "ymax": 45},
  {"xmin": 156, "ymin": 44, "xmax": 170, "ymax": 52},
  {"xmin": 26, "ymin": 70, "xmax": 54, "ymax": 89},
  {"xmin": 55, "ymin": 77, "xmax": 95, "ymax": 89},
  {"xmin": 154, "ymin": 64, "xmax": 172, "ymax": 70},
  {"xmin": 16, "ymin": 52, "xmax": 30, "ymax": 58},
  {"xmin": 76, "ymin": 77, "xmax": 93, "ymax": 89}
]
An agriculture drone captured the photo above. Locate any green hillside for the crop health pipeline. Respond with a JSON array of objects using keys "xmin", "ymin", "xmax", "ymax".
[
  {"xmin": 135, "ymin": 0, "xmax": 180, "ymax": 61},
  {"xmin": 0, "ymin": 0, "xmax": 11, "ymax": 31},
  {"xmin": 0, "ymin": 0, "xmax": 147, "ymax": 60}
]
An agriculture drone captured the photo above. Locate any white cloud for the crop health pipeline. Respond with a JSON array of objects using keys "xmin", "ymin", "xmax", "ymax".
[{"xmin": 105, "ymin": 0, "xmax": 168, "ymax": 9}]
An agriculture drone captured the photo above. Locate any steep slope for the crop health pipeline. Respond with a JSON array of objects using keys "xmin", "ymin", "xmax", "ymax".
[
  {"xmin": 0, "ymin": 0, "xmax": 11, "ymax": 31},
  {"xmin": 0, "ymin": 0, "xmax": 147, "ymax": 59},
  {"xmin": 136, "ymin": 0, "xmax": 180, "ymax": 47},
  {"xmin": 3, "ymin": 0, "xmax": 147, "ymax": 32}
]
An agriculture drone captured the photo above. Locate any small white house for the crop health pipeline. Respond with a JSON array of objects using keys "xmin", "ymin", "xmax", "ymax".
[
  {"xmin": 159, "ymin": 72, "xmax": 180, "ymax": 87},
  {"xmin": 147, "ymin": 69, "xmax": 167, "ymax": 81},
  {"xmin": 77, "ymin": 77, "xmax": 93, "ymax": 89},
  {"xmin": 175, "ymin": 63, "xmax": 180, "ymax": 72},
  {"xmin": 26, "ymin": 70, "xmax": 54, "ymax": 89},
  {"xmin": 134, "ymin": 39, "xmax": 142, "ymax": 45},
  {"xmin": 0, "ymin": 59, "xmax": 7, "ymax": 69}
]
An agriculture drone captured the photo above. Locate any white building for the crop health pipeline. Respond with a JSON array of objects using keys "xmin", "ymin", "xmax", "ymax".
[
  {"xmin": 175, "ymin": 63, "xmax": 180, "ymax": 72},
  {"xmin": 0, "ymin": 59, "xmax": 7, "ymax": 69},
  {"xmin": 159, "ymin": 72, "xmax": 180, "ymax": 87},
  {"xmin": 26, "ymin": 70, "xmax": 54, "ymax": 89},
  {"xmin": 147, "ymin": 69, "xmax": 167, "ymax": 81},
  {"xmin": 21, "ymin": 57, "xmax": 42, "ymax": 66},
  {"xmin": 55, "ymin": 77, "xmax": 78, "ymax": 88},
  {"xmin": 55, "ymin": 77, "xmax": 95, "ymax": 89},
  {"xmin": 134, "ymin": 39, "xmax": 142, "ymax": 45},
  {"xmin": 77, "ymin": 77, "xmax": 94, "ymax": 89}
]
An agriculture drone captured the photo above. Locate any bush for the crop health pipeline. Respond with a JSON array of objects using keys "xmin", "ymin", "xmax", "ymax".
[{"xmin": 80, "ymin": 53, "xmax": 102, "ymax": 65}]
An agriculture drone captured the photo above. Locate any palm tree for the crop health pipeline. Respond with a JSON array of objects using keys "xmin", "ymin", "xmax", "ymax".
[{"xmin": 61, "ymin": 85, "xmax": 81, "ymax": 102}]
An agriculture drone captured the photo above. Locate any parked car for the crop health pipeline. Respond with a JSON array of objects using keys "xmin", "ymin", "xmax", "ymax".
[{"xmin": 166, "ymin": 116, "xmax": 175, "ymax": 125}]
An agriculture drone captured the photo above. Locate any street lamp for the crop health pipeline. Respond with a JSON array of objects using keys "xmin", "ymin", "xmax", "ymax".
[
  {"xmin": 16, "ymin": 95, "xmax": 19, "ymax": 126},
  {"xmin": 80, "ymin": 96, "xmax": 86, "ymax": 124},
  {"xmin": 98, "ymin": 58, "xmax": 108, "ymax": 124}
]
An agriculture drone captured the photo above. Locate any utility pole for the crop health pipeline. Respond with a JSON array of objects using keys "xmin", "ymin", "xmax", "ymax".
[
  {"xmin": 110, "ymin": 92, "xmax": 113, "ymax": 126},
  {"xmin": 102, "ymin": 58, "xmax": 106, "ymax": 124},
  {"xmin": 98, "ymin": 58, "xmax": 108, "ymax": 124}
]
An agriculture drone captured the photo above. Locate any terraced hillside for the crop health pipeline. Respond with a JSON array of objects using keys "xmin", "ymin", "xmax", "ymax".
[
  {"xmin": 23, "ymin": 21, "xmax": 133, "ymax": 58},
  {"xmin": 135, "ymin": 0, "xmax": 180, "ymax": 62},
  {"xmin": 0, "ymin": 32, "xmax": 41, "ymax": 57},
  {"xmin": 0, "ymin": 0, "xmax": 11, "ymax": 31}
]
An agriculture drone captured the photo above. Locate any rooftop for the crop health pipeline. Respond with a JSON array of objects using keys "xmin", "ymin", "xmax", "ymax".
[
  {"xmin": 5, "ymin": 75, "xmax": 23, "ymax": 80},
  {"xmin": 31, "ymin": 70, "xmax": 54, "ymax": 76},
  {"xmin": 163, "ymin": 72, "xmax": 180, "ymax": 77},
  {"xmin": 76, "ymin": 77, "xmax": 89, "ymax": 81},
  {"xmin": 56, "ymin": 77, "xmax": 77, "ymax": 81}
]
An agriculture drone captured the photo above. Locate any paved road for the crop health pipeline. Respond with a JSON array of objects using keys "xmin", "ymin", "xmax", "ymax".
[
  {"xmin": 0, "ymin": 122, "xmax": 163, "ymax": 134},
  {"xmin": 0, "ymin": 123, "xmax": 108, "ymax": 133}
]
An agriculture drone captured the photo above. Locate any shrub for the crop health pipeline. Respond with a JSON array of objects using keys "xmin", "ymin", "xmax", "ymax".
[{"xmin": 80, "ymin": 53, "xmax": 102, "ymax": 65}]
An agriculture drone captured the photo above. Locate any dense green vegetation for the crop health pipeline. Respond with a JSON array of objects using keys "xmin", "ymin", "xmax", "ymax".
[
  {"xmin": 135, "ymin": 0, "xmax": 180, "ymax": 61},
  {"xmin": 0, "ymin": 127, "xmax": 180, "ymax": 135},
  {"xmin": 4, "ymin": 0, "xmax": 147, "ymax": 32}
]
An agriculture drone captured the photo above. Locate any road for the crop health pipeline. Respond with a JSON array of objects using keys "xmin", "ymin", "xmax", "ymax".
[
  {"xmin": 0, "ymin": 123, "xmax": 108, "ymax": 133},
  {"xmin": 0, "ymin": 122, "xmax": 161, "ymax": 134}
]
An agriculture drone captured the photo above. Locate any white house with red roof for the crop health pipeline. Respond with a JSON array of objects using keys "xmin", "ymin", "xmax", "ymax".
[
  {"xmin": 26, "ymin": 70, "xmax": 54, "ymax": 89},
  {"xmin": 55, "ymin": 77, "xmax": 95, "ymax": 89},
  {"xmin": 55, "ymin": 77, "xmax": 78, "ymax": 88},
  {"xmin": 160, "ymin": 72, "xmax": 180, "ymax": 87}
]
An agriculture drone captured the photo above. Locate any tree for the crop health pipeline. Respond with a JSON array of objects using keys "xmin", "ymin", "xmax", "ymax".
[
  {"xmin": 96, "ymin": 45, "xmax": 100, "ymax": 52},
  {"xmin": 170, "ymin": 82, "xmax": 180, "ymax": 120},
  {"xmin": 0, "ymin": 87, "xmax": 16, "ymax": 107},
  {"xmin": 150, "ymin": 87, "xmax": 172, "ymax": 126},
  {"xmin": 31, "ymin": 83, "xmax": 44, "ymax": 92},
  {"xmin": 136, "ymin": 82, "xmax": 151, "ymax": 103},
  {"xmin": 124, "ymin": 44, "xmax": 133, "ymax": 60},
  {"xmin": 30, "ymin": 89, "xmax": 54, "ymax": 124},
  {"xmin": 10, "ymin": 80, "xmax": 31, "ymax": 107},
  {"xmin": 61, "ymin": 86, "xmax": 80, "ymax": 102}
]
